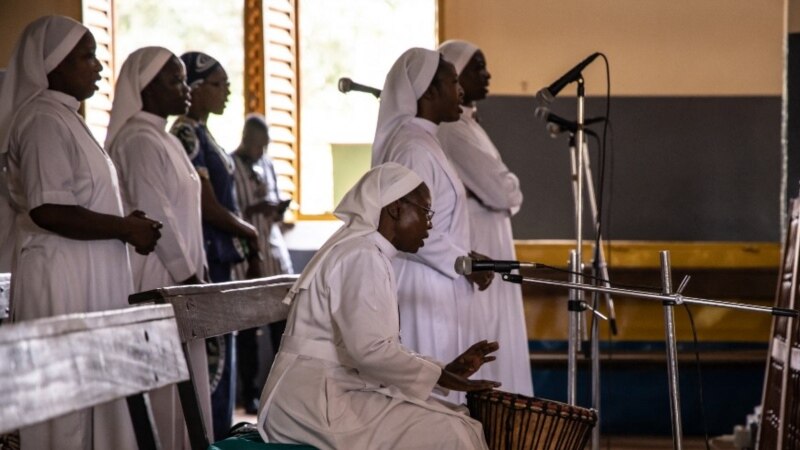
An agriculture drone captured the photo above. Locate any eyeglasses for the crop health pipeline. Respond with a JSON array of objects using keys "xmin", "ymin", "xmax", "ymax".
[
  {"xmin": 401, "ymin": 198, "xmax": 435, "ymax": 222},
  {"xmin": 206, "ymin": 80, "xmax": 230, "ymax": 89}
]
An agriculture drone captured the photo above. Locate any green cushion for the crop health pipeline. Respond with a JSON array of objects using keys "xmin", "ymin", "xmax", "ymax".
[{"xmin": 209, "ymin": 431, "xmax": 318, "ymax": 450}]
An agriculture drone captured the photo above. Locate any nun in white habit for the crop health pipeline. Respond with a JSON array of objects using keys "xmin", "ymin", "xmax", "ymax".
[
  {"xmin": 371, "ymin": 48, "xmax": 493, "ymax": 404},
  {"xmin": 438, "ymin": 40, "xmax": 533, "ymax": 396},
  {"xmin": 259, "ymin": 162, "xmax": 497, "ymax": 449},
  {"xmin": 106, "ymin": 46, "xmax": 213, "ymax": 449},
  {"xmin": 0, "ymin": 15, "xmax": 161, "ymax": 450}
]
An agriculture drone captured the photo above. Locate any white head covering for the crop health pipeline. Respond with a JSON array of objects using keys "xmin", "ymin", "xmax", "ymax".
[
  {"xmin": 105, "ymin": 47, "xmax": 174, "ymax": 149},
  {"xmin": 284, "ymin": 162, "xmax": 423, "ymax": 305},
  {"xmin": 371, "ymin": 48, "xmax": 440, "ymax": 166},
  {"xmin": 0, "ymin": 15, "xmax": 89, "ymax": 155},
  {"xmin": 438, "ymin": 40, "xmax": 479, "ymax": 76}
]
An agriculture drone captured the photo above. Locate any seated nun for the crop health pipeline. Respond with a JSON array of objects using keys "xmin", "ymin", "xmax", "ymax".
[{"xmin": 258, "ymin": 162, "xmax": 499, "ymax": 450}]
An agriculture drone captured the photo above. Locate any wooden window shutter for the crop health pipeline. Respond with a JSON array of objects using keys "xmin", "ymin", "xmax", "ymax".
[
  {"xmin": 245, "ymin": 0, "xmax": 299, "ymax": 219},
  {"xmin": 82, "ymin": 0, "xmax": 115, "ymax": 144}
]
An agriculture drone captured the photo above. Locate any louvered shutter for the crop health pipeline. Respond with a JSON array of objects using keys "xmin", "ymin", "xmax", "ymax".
[
  {"xmin": 82, "ymin": 0, "xmax": 114, "ymax": 144},
  {"xmin": 245, "ymin": 0, "xmax": 299, "ymax": 219}
]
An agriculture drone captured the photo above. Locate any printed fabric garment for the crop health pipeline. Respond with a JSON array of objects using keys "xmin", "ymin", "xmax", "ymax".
[
  {"xmin": 231, "ymin": 152, "xmax": 293, "ymax": 279},
  {"xmin": 171, "ymin": 116, "xmax": 243, "ymax": 279},
  {"xmin": 171, "ymin": 115, "xmax": 238, "ymax": 440}
]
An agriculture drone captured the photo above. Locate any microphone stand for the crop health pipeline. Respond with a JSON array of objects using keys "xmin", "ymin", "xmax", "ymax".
[
  {"xmin": 568, "ymin": 80, "xmax": 602, "ymax": 450},
  {"xmin": 501, "ymin": 250, "xmax": 799, "ymax": 450},
  {"xmin": 565, "ymin": 76, "xmax": 617, "ymax": 450},
  {"xmin": 568, "ymin": 126, "xmax": 617, "ymax": 450},
  {"xmin": 567, "ymin": 78, "xmax": 587, "ymax": 409}
]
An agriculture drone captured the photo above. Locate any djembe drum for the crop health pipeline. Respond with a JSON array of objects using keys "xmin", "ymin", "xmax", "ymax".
[{"xmin": 467, "ymin": 390, "xmax": 598, "ymax": 450}]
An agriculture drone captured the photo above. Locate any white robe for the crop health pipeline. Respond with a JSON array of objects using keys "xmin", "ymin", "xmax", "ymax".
[
  {"xmin": 109, "ymin": 110, "xmax": 213, "ymax": 449},
  {"xmin": 438, "ymin": 109, "xmax": 533, "ymax": 396},
  {"xmin": 258, "ymin": 231, "xmax": 487, "ymax": 449},
  {"xmin": 6, "ymin": 89, "xmax": 137, "ymax": 450},
  {"xmin": 110, "ymin": 111, "xmax": 206, "ymax": 288},
  {"xmin": 375, "ymin": 117, "xmax": 475, "ymax": 404}
]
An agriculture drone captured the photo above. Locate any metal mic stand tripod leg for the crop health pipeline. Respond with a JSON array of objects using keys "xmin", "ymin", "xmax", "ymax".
[
  {"xmin": 660, "ymin": 251, "xmax": 684, "ymax": 450},
  {"xmin": 569, "ymin": 133, "xmax": 619, "ymax": 450},
  {"xmin": 568, "ymin": 77, "xmax": 618, "ymax": 450},
  {"xmin": 566, "ymin": 78, "xmax": 587, "ymax": 408}
]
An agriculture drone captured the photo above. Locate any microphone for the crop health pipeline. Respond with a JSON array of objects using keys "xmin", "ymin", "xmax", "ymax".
[
  {"xmin": 534, "ymin": 106, "xmax": 604, "ymax": 137},
  {"xmin": 535, "ymin": 52, "xmax": 601, "ymax": 105},
  {"xmin": 454, "ymin": 256, "xmax": 539, "ymax": 276},
  {"xmin": 338, "ymin": 77, "xmax": 381, "ymax": 98}
]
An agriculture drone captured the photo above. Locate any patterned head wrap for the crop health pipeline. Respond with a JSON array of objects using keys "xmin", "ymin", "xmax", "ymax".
[{"xmin": 180, "ymin": 51, "xmax": 222, "ymax": 88}]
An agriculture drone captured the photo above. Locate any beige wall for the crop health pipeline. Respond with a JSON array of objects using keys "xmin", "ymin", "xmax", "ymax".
[
  {"xmin": 440, "ymin": 0, "xmax": 785, "ymax": 96},
  {"xmin": 1, "ymin": 1, "xmax": 787, "ymax": 96},
  {"xmin": 0, "ymin": 0, "xmax": 81, "ymax": 65}
]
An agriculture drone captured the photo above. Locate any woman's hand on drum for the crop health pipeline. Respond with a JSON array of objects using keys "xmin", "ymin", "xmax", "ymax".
[
  {"xmin": 437, "ymin": 369, "xmax": 501, "ymax": 392},
  {"xmin": 446, "ymin": 340, "xmax": 499, "ymax": 379}
]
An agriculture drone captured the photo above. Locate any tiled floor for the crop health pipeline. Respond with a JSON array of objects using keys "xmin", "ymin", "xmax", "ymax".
[{"xmin": 233, "ymin": 407, "xmax": 257, "ymax": 425}]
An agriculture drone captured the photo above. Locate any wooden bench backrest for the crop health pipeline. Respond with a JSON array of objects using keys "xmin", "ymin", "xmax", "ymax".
[
  {"xmin": 129, "ymin": 274, "xmax": 299, "ymax": 449},
  {"xmin": 129, "ymin": 275, "xmax": 297, "ymax": 342},
  {"xmin": 0, "ymin": 304, "xmax": 189, "ymax": 449}
]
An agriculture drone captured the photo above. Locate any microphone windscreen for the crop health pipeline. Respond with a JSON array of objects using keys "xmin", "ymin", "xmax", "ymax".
[
  {"xmin": 546, "ymin": 122, "xmax": 562, "ymax": 139},
  {"xmin": 454, "ymin": 256, "xmax": 472, "ymax": 276},
  {"xmin": 536, "ymin": 88, "xmax": 554, "ymax": 106},
  {"xmin": 338, "ymin": 77, "xmax": 352, "ymax": 93}
]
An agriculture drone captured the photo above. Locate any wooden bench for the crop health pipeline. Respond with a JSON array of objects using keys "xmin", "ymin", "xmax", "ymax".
[
  {"xmin": 130, "ymin": 274, "xmax": 316, "ymax": 450},
  {"xmin": 0, "ymin": 304, "xmax": 189, "ymax": 450}
]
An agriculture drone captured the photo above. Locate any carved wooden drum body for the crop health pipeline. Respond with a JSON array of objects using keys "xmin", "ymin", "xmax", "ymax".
[{"xmin": 467, "ymin": 390, "xmax": 598, "ymax": 450}]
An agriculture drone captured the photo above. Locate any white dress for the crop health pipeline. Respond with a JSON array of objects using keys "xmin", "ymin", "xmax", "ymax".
[
  {"xmin": 258, "ymin": 231, "xmax": 487, "ymax": 449},
  {"xmin": 438, "ymin": 109, "xmax": 533, "ymax": 396},
  {"xmin": 376, "ymin": 117, "xmax": 475, "ymax": 403},
  {"xmin": 109, "ymin": 110, "xmax": 212, "ymax": 449},
  {"xmin": 6, "ymin": 89, "xmax": 137, "ymax": 450}
]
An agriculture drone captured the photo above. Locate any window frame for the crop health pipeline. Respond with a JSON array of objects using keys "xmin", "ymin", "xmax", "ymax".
[{"xmin": 245, "ymin": 0, "xmax": 442, "ymax": 221}]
